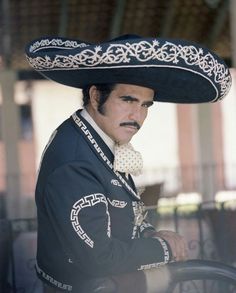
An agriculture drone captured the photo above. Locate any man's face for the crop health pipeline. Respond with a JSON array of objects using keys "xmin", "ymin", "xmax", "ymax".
[{"xmin": 90, "ymin": 84, "xmax": 154, "ymax": 144}]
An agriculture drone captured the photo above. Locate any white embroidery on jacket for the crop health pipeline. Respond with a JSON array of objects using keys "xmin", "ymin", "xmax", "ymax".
[
  {"xmin": 35, "ymin": 261, "xmax": 72, "ymax": 291},
  {"xmin": 137, "ymin": 237, "xmax": 170, "ymax": 270},
  {"xmin": 132, "ymin": 201, "xmax": 147, "ymax": 238},
  {"xmin": 107, "ymin": 198, "xmax": 127, "ymax": 208},
  {"xmin": 70, "ymin": 193, "xmax": 111, "ymax": 248},
  {"xmin": 138, "ymin": 262, "xmax": 166, "ymax": 270},
  {"xmin": 110, "ymin": 179, "xmax": 122, "ymax": 187},
  {"xmin": 139, "ymin": 222, "xmax": 154, "ymax": 233}
]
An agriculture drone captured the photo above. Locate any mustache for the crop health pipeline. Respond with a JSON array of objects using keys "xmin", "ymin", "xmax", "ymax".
[{"xmin": 120, "ymin": 121, "xmax": 141, "ymax": 130}]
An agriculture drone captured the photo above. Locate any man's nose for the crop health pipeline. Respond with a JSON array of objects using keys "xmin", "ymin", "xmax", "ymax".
[{"xmin": 129, "ymin": 107, "xmax": 142, "ymax": 122}]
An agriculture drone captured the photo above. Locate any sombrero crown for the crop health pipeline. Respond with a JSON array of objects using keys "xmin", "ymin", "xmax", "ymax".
[{"xmin": 25, "ymin": 34, "xmax": 232, "ymax": 103}]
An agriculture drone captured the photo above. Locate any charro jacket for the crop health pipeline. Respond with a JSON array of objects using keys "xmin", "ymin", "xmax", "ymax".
[{"xmin": 35, "ymin": 110, "xmax": 170, "ymax": 292}]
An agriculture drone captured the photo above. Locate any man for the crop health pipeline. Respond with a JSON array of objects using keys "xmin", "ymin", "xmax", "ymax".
[{"xmin": 25, "ymin": 35, "xmax": 231, "ymax": 292}]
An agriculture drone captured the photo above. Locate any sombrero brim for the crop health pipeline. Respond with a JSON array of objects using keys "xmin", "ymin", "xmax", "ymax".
[{"xmin": 25, "ymin": 35, "xmax": 232, "ymax": 103}]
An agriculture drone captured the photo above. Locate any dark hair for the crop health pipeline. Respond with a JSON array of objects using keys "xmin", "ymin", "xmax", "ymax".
[{"xmin": 82, "ymin": 84, "xmax": 116, "ymax": 113}]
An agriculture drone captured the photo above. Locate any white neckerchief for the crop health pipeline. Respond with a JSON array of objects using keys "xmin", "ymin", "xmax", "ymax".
[{"xmin": 113, "ymin": 143, "xmax": 143, "ymax": 176}]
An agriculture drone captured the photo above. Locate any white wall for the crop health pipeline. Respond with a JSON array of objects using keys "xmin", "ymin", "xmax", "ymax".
[
  {"xmin": 31, "ymin": 81, "xmax": 82, "ymax": 167},
  {"xmin": 131, "ymin": 102, "xmax": 179, "ymax": 191},
  {"xmin": 221, "ymin": 68, "xmax": 236, "ymax": 189}
]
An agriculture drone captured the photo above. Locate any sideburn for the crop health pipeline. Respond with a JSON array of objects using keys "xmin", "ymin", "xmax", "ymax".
[
  {"xmin": 95, "ymin": 83, "xmax": 116, "ymax": 115},
  {"xmin": 97, "ymin": 101, "xmax": 106, "ymax": 115}
]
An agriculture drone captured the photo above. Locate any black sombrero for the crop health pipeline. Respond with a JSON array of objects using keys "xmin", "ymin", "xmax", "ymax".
[{"xmin": 25, "ymin": 34, "xmax": 232, "ymax": 103}]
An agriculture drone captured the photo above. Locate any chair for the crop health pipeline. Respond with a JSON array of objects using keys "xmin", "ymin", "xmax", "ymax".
[
  {"xmin": 140, "ymin": 182, "xmax": 164, "ymax": 208},
  {"xmin": 140, "ymin": 182, "xmax": 164, "ymax": 227}
]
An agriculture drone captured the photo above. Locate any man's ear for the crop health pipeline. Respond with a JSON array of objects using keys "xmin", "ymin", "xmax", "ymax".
[{"xmin": 89, "ymin": 85, "xmax": 100, "ymax": 110}]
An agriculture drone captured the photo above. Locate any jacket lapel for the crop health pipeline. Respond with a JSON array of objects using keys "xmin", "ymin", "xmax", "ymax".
[{"xmin": 71, "ymin": 110, "xmax": 140, "ymax": 200}]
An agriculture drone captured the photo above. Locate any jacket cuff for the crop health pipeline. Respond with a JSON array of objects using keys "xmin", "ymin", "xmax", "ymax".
[{"xmin": 153, "ymin": 236, "xmax": 172, "ymax": 264}]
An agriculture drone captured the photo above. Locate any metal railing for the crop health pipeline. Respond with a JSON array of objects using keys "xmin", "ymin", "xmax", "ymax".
[{"xmin": 167, "ymin": 259, "xmax": 236, "ymax": 293}]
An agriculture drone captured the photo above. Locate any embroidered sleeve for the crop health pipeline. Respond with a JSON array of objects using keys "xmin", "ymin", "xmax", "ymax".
[
  {"xmin": 137, "ymin": 237, "xmax": 171, "ymax": 270},
  {"xmin": 70, "ymin": 193, "xmax": 111, "ymax": 248}
]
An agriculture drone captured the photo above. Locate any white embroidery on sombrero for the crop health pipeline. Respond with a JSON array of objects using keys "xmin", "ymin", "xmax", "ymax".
[
  {"xmin": 26, "ymin": 39, "xmax": 231, "ymax": 100},
  {"xmin": 113, "ymin": 143, "xmax": 143, "ymax": 176},
  {"xmin": 29, "ymin": 39, "xmax": 89, "ymax": 53}
]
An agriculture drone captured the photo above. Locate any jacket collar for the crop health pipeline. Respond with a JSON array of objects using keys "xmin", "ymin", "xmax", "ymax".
[{"xmin": 71, "ymin": 110, "xmax": 140, "ymax": 200}]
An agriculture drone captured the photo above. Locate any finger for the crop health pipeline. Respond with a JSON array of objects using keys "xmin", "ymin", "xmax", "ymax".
[
  {"xmin": 174, "ymin": 237, "xmax": 186, "ymax": 261},
  {"xmin": 168, "ymin": 235, "xmax": 186, "ymax": 261}
]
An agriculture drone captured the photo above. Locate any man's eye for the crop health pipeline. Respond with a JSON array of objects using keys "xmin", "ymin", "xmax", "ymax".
[{"xmin": 143, "ymin": 102, "xmax": 153, "ymax": 108}]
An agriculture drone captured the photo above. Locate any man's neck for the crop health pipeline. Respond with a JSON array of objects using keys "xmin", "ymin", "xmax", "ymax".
[{"xmin": 80, "ymin": 108, "xmax": 115, "ymax": 153}]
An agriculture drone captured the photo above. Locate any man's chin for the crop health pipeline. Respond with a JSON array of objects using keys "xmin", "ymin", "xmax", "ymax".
[{"xmin": 117, "ymin": 138, "xmax": 133, "ymax": 145}]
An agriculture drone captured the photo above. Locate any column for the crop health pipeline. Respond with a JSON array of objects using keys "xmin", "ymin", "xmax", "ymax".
[
  {"xmin": 229, "ymin": 0, "xmax": 236, "ymax": 67},
  {"xmin": 0, "ymin": 70, "xmax": 21, "ymax": 219},
  {"xmin": 195, "ymin": 104, "xmax": 216, "ymax": 201}
]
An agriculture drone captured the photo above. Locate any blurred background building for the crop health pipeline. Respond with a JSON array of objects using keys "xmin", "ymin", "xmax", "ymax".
[{"xmin": 0, "ymin": 0, "xmax": 236, "ymax": 219}]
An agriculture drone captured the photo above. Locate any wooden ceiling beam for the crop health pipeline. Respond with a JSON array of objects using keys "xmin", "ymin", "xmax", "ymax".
[
  {"xmin": 160, "ymin": 0, "xmax": 178, "ymax": 37},
  {"xmin": 58, "ymin": 0, "xmax": 69, "ymax": 36},
  {"xmin": 1, "ymin": 0, "xmax": 12, "ymax": 68},
  {"xmin": 229, "ymin": 0, "xmax": 236, "ymax": 66},
  {"xmin": 109, "ymin": 0, "xmax": 126, "ymax": 39},
  {"xmin": 205, "ymin": 0, "xmax": 229, "ymax": 49}
]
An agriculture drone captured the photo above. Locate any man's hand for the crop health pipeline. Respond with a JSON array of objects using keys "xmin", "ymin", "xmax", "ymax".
[
  {"xmin": 143, "ymin": 229, "xmax": 188, "ymax": 262},
  {"xmin": 155, "ymin": 230, "xmax": 188, "ymax": 262}
]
